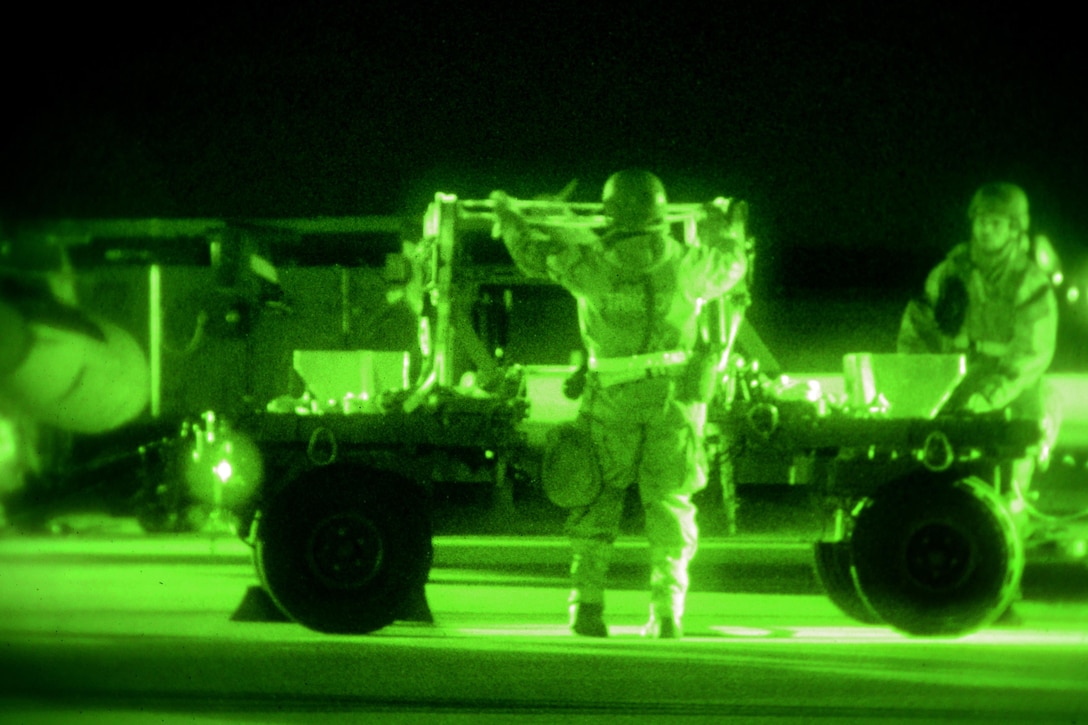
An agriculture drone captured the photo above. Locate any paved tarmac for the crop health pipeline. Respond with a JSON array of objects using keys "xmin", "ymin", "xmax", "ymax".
[{"xmin": 1, "ymin": 519, "xmax": 1087, "ymax": 723}]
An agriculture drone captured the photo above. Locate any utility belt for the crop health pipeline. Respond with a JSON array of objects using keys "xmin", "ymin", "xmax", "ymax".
[
  {"xmin": 564, "ymin": 347, "xmax": 723, "ymax": 401},
  {"xmin": 587, "ymin": 349, "xmax": 689, "ymax": 388}
]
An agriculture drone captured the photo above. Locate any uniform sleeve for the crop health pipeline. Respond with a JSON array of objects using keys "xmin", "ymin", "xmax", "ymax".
[
  {"xmin": 897, "ymin": 263, "xmax": 946, "ymax": 353},
  {"xmin": 977, "ymin": 269, "xmax": 1058, "ymax": 409},
  {"xmin": 543, "ymin": 228, "xmax": 599, "ymax": 289},
  {"xmin": 500, "ymin": 219, "xmax": 596, "ymax": 284},
  {"xmin": 500, "ymin": 218, "xmax": 555, "ymax": 280}
]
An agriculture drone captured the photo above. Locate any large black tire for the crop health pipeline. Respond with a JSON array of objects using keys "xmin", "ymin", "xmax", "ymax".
[
  {"xmin": 254, "ymin": 465, "xmax": 433, "ymax": 634},
  {"xmin": 812, "ymin": 541, "xmax": 881, "ymax": 624},
  {"xmin": 851, "ymin": 476, "xmax": 1023, "ymax": 637}
]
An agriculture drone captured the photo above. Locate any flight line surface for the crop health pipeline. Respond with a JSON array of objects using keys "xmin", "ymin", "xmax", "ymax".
[{"xmin": 1, "ymin": 523, "xmax": 1086, "ymax": 723}]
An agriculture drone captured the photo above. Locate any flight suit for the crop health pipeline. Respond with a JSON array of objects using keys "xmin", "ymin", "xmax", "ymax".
[
  {"xmin": 504, "ymin": 222, "xmax": 747, "ymax": 620},
  {"xmin": 898, "ymin": 239, "xmax": 1059, "ymax": 493}
]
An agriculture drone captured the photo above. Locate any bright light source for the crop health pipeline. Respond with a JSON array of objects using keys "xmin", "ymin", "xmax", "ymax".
[
  {"xmin": 213, "ymin": 459, "xmax": 233, "ymax": 483},
  {"xmin": 1067, "ymin": 287, "xmax": 1080, "ymax": 304},
  {"xmin": 1063, "ymin": 539, "xmax": 1088, "ymax": 558},
  {"xmin": 183, "ymin": 418, "xmax": 263, "ymax": 506}
]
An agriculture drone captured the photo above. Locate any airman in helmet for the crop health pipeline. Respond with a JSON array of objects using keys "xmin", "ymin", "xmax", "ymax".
[
  {"xmin": 900, "ymin": 182, "xmax": 1056, "ymax": 406},
  {"xmin": 967, "ymin": 182, "xmax": 1032, "ymax": 269},
  {"xmin": 898, "ymin": 181, "xmax": 1060, "ymax": 623},
  {"xmin": 491, "ymin": 171, "xmax": 748, "ymax": 639}
]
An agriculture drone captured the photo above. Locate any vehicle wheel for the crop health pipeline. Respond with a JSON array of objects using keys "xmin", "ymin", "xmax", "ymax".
[
  {"xmin": 254, "ymin": 465, "xmax": 433, "ymax": 634},
  {"xmin": 812, "ymin": 541, "xmax": 881, "ymax": 624},
  {"xmin": 851, "ymin": 475, "xmax": 1023, "ymax": 636}
]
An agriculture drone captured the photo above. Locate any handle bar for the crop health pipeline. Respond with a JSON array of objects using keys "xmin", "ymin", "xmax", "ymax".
[{"xmin": 453, "ymin": 197, "xmax": 735, "ymax": 229}]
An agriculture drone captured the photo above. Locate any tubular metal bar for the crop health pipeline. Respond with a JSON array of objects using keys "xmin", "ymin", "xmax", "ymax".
[
  {"xmin": 16, "ymin": 216, "xmax": 406, "ymax": 243},
  {"xmin": 417, "ymin": 191, "xmax": 743, "ymax": 392},
  {"xmin": 148, "ymin": 264, "xmax": 162, "ymax": 418},
  {"xmin": 454, "ymin": 198, "xmax": 734, "ymax": 229}
]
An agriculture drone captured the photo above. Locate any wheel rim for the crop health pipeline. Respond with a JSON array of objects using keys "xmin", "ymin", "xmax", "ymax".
[
  {"xmin": 904, "ymin": 521, "xmax": 974, "ymax": 591},
  {"xmin": 813, "ymin": 541, "xmax": 881, "ymax": 624},
  {"xmin": 306, "ymin": 512, "xmax": 384, "ymax": 590},
  {"xmin": 851, "ymin": 476, "xmax": 1023, "ymax": 636}
]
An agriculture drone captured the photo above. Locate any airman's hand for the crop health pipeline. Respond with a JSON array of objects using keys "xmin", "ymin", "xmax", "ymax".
[
  {"xmin": 700, "ymin": 198, "xmax": 748, "ymax": 255},
  {"xmin": 963, "ymin": 392, "xmax": 993, "ymax": 414},
  {"xmin": 490, "ymin": 190, "xmax": 526, "ymax": 240}
]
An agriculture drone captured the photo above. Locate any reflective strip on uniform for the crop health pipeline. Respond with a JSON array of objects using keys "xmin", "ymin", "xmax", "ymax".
[
  {"xmin": 588, "ymin": 350, "xmax": 689, "ymax": 375},
  {"xmin": 975, "ymin": 340, "xmax": 1010, "ymax": 357}
]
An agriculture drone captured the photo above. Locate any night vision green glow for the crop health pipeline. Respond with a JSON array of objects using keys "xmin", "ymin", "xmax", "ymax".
[
  {"xmin": 0, "ymin": 418, "xmax": 15, "ymax": 465},
  {"xmin": 213, "ymin": 459, "xmax": 233, "ymax": 484},
  {"xmin": 185, "ymin": 429, "xmax": 263, "ymax": 506}
]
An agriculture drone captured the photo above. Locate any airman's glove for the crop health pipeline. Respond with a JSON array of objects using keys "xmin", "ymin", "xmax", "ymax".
[
  {"xmin": 562, "ymin": 360, "xmax": 588, "ymax": 400},
  {"xmin": 700, "ymin": 198, "xmax": 748, "ymax": 255},
  {"xmin": 491, "ymin": 190, "xmax": 572, "ymax": 271},
  {"xmin": 963, "ymin": 391, "xmax": 994, "ymax": 413},
  {"xmin": 489, "ymin": 190, "xmax": 527, "ymax": 241}
]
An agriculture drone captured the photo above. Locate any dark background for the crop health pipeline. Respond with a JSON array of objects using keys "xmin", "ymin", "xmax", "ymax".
[{"xmin": 3, "ymin": 3, "xmax": 1086, "ymax": 368}]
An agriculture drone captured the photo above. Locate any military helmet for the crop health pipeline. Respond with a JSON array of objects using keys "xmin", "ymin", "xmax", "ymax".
[
  {"xmin": 601, "ymin": 169, "xmax": 668, "ymax": 234},
  {"xmin": 968, "ymin": 182, "xmax": 1030, "ymax": 233}
]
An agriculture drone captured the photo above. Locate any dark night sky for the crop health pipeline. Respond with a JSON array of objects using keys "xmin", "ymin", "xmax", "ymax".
[{"xmin": 3, "ymin": 2, "xmax": 1086, "ymax": 295}]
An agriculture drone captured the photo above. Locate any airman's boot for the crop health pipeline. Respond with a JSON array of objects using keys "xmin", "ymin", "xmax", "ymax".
[
  {"xmin": 641, "ymin": 604, "xmax": 682, "ymax": 639},
  {"xmin": 570, "ymin": 601, "xmax": 608, "ymax": 637},
  {"xmin": 569, "ymin": 539, "xmax": 611, "ymax": 637}
]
